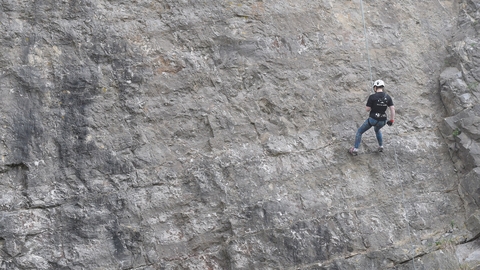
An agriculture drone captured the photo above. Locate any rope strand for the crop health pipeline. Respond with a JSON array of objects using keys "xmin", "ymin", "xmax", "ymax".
[
  {"xmin": 359, "ymin": 1, "xmax": 416, "ymax": 269},
  {"xmin": 360, "ymin": 0, "xmax": 373, "ymax": 91},
  {"xmin": 393, "ymin": 134, "xmax": 417, "ymax": 270}
]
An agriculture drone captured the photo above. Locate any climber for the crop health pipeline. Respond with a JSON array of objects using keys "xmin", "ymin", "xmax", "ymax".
[{"xmin": 349, "ymin": 79, "xmax": 395, "ymax": 155}]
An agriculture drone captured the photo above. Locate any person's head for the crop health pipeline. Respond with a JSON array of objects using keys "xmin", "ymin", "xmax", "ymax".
[{"xmin": 373, "ymin": 80, "xmax": 385, "ymax": 92}]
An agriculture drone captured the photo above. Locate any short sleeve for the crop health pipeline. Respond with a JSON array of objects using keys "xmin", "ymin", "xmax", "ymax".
[{"xmin": 387, "ymin": 95, "xmax": 394, "ymax": 106}]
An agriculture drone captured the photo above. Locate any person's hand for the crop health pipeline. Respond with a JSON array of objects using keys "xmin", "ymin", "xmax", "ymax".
[{"xmin": 387, "ymin": 120, "xmax": 394, "ymax": 126}]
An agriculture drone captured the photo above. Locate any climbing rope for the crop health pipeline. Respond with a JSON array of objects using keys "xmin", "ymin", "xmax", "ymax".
[
  {"xmin": 359, "ymin": 1, "xmax": 417, "ymax": 269},
  {"xmin": 360, "ymin": 0, "xmax": 373, "ymax": 91},
  {"xmin": 393, "ymin": 129, "xmax": 417, "ymax": 270}
]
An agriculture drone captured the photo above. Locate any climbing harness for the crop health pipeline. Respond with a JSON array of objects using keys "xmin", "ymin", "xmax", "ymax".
[
  {"xmin": 367, "ymin": 118, "xmax": 384, "ymax": 127},
  {"xmin": 359, "ymin": 1, "xmax": 417, "ymax": 269}
]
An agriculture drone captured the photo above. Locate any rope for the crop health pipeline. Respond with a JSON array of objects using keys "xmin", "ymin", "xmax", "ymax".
[
  {"xmin": 360, "ymin": 0, "xmax": 373, "ymax": 91},
  {"xmin": 393, "ymin": 134, "xmax": 417, "ymax": 270},
  {"xmin": 359, "ymin": 1, "xmax": 416, "ymax": 269}
]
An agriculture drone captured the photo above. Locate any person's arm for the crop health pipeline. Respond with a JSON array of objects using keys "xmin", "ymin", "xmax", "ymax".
[
  {"xmin": 389, "ymin": 105, "xmax": 395, "ymax": 121},
  {"xmin": 366, "ymin": 106, "xmax": 371, "ymax": 112}
]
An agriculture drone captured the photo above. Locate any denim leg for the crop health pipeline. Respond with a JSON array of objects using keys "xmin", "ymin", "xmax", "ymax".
[
  {"xmin": 354, "ymin": 119, "xmax": 372, "ymax": 149},
  {"xmin": 374, "ymin": 121, "xmax": 386, "ymax": 146}
]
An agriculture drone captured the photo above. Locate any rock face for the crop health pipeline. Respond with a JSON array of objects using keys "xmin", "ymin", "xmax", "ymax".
[
  {"xmin": 0, "ymin": 0, "xmax": 479, "ymax": 269},
  {"xmin": 439, "ymin": 1, "xmax": 480, "ymax": 269}
]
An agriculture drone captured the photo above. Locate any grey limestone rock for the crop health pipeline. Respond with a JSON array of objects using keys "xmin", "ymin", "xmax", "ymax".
[{"xmin": 0, "ymin": 0, "xmax": 479, "ymax": 269}]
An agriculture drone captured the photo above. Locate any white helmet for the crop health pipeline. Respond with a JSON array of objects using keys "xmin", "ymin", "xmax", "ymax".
[{"xmin": 373, "ymin": 80, "xmax": 385, "ymax": 88}]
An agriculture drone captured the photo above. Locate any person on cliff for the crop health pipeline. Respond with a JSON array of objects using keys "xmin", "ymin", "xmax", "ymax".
[{"xmin": 349, "ymin": 79, "xmax": 395, "ymax": 155}]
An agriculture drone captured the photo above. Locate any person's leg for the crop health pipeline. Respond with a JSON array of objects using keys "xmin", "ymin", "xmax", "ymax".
[
  {"xmin": 374, "ymin": 120, "xmax": 386, "ymax": 146},
  {"xmin": 354, "ymin": 118, "xmax": 372, "ymax": 149}
]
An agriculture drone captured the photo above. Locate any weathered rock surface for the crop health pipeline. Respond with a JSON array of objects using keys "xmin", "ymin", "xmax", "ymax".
[
  {"xmin": 439, "ymin": 1, "xmax": 480, "ymax": 268},
  {"xmin": 0, "ymin": 0, "xmax": 479, "ymax": 269}
]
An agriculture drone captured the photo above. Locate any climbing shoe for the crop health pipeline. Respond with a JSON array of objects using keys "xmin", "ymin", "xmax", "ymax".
[
  {"xmin": 378, "ymin": 146, "xmax": 384, "ymax": 152},
  {"xmin": 349, "ymin": 147, "xmax": 358, "ymax": 156}
]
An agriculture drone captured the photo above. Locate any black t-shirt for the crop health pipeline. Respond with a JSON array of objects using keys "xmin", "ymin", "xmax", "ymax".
[{"xmin": 366, "ymin": 92, "xmax": 393, "ymax": 120}]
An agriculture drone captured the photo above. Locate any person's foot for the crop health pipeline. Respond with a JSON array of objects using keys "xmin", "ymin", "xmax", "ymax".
[
  {"xmin": 378, "ymin": 146, "xmax": 384, "ymax": 152},
  {"xmin": 349, "ymin": 147, "xmax": 358, "ymax": 156}
]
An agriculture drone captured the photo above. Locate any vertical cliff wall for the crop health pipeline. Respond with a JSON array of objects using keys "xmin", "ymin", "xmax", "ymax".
[{"xmin": 0, "ymin": 0, "xmax": 479, "ymax": 269}]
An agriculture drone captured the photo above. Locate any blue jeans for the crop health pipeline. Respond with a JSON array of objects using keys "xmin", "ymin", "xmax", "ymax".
[{"xmin": 354, "ymin": 118, "xmax": 386, "ymax": 149}]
